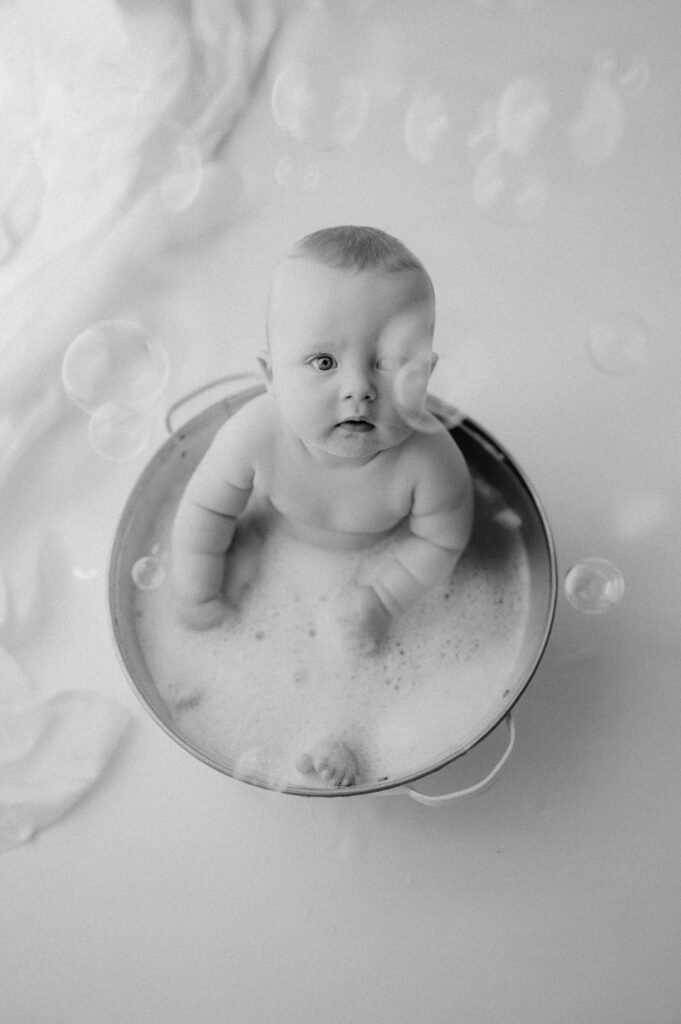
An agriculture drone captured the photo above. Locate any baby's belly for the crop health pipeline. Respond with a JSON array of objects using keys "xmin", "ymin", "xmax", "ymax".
[{"xmin": 268, "ymin": 499, "xmax": 402, "ymax": 550}]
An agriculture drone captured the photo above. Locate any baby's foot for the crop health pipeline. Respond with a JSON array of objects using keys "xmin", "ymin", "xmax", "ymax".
[{"xmin": 296, "ymin": 739, "xmax": 360, "ymax": 788}]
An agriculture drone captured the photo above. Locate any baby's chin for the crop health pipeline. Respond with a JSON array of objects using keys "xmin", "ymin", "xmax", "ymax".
[{"xmin": 305, "ymin": 428, "xmax": 401, "ymax": 460}]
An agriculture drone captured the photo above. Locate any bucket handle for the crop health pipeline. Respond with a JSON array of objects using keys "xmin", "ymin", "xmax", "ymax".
[
  {"xmin": 399, "ymin": 714, "xmax": 515, "ymax": 807},
  {"xmin": 164, "ymin": 372, "xmax": 265, "ymax": 435}
]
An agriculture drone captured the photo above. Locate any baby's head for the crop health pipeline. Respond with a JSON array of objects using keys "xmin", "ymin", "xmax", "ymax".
[{"xmin": 260, "ymin": 226, "xmax": 438, "ymax": 461}]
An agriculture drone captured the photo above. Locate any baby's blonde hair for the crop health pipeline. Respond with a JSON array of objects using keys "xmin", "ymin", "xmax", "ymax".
[{"xmin": 290, "ymin": 225, "xmax": 429, "ymax": 278}]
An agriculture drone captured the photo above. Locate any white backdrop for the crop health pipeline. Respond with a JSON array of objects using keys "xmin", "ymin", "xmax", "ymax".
[{"xmin": 2, "ymin": 2, "xmax": 680, "ymax": 1022}]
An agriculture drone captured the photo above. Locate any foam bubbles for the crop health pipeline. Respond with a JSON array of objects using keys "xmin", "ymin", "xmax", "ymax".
[
  {"xmin": 271, "ymin": 60, "xmax": 369, "ymax": 151},
  {"xmin": 586, "ymin": 312, "xmax": 650, "ymax": 376},
  {"xmin": 62, "ymin": 320, "xmax": 169, "ymax": 414},
  {"xmin": 88, "ymin": 403, "xmax": 152, "ymax": 462},
  {"xmin": 564, "ymin": 557, "xmax": 625, "ymax": 614},
  {"xmin": 132, "ymin": 555, "xmax": 166, "ymax": 591}
]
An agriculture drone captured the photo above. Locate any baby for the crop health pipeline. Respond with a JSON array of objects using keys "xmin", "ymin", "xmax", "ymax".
[{"xmin": 171, "ymin": 225, "xmax": 473, "ymax": 786}]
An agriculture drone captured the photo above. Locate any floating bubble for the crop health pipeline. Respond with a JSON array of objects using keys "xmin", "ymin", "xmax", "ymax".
[
  {"xmin": 472, "ymin": 148, "xmax": 549, "ymax": 223},
  {"xmin": 595, "ymin": 49, "xmax": 650, "ymax": 98},
  {"xmin": 564, "ymin": 557, "xmax": 625, "ymax": 614},
  {"xmin": 496, "ymin": 76, "xmax": 552, "ymax": 158},
  {"xmin": 586, "ymin": 312, "xmax": 650, "ymax": 376},
  {"xmin": 404, "ymin": 78, "xmax": 485, "ymax": 184},
  {"xmin": 88, "ymin": 403, "xmax": 152, "ymax": 461},
  {"xmin": 274, "ymin": 155, "xmax": 320, "ymax": 193},
  {"xmin": 614, "ymin": 491, "xmax": 670, "ymax": 543},
  {"xmin": 62, "ymin": 320, "xmax": 169, "ymax": 414},
  {"xmin": 271, "ymin": 60, "xmax": 369, "ymax": 151},
  {"xmin": 131, "ymin": 555, "xmax": 166, "ymax": 590},
  {"xmin": 568, "ymin": 65, "xmax": 625, "ymax": 166},
  {"xmin": 392, "ymin": 359, "xmax": 441, "ymax": 434}
]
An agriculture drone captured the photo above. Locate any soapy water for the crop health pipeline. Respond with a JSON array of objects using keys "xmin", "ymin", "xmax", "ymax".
[
  {"xmin": 271, "ymin": 60, "xmax": 370, "ymax": 151},
  {"xmin": 62, "ymin": 320, "xmax": 169, "ymax": 415},
  {"xmin": 564, "ymin": 557, "xmax": 624, "ymax": 614},
  {"xmin": 586, "ymin": 311, "xmax": 650, "ymax": 377},
  {"xmin": 133, "ymin": 472, "xmax": 532, "ymax": 792}
]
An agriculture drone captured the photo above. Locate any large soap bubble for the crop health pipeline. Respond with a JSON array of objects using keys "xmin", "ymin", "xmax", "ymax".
[
  {"xmin": 564, "ymin": 557, "xmax": 625, "ymax": 614},
  {"xmin": 586, "ymin": 312, "xmax": 650, "ymax": 377},
  {"xmin": 62, "ymin": 320, "xmax": 169, "ymax": 414},
  {"xmin": 271, "ymin": 60, "xmax": 370, "ymax": 151}
]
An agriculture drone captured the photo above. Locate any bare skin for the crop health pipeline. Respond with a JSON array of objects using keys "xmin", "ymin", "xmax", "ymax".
[{"xmin": 171, "ymin": 257, "xmax": 473, "ymax": 787}]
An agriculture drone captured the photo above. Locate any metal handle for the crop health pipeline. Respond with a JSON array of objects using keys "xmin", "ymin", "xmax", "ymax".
[
  {"xmin": 164, "ymin": 372, "xmax": 265, "ymax": 435},
  {"xmin": 401, "ymin": 713, "xmax": 516, "ymax": 807}
]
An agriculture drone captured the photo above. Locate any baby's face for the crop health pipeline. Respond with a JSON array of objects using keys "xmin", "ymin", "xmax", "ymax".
[{"xmin": 261, "ymin": 258, "xmax": 436, "ymax": 461}]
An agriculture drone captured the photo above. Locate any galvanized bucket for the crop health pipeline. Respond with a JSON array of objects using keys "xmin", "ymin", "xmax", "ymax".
[{"xmin": 109, "ymin": 377, "xmax": 557, "ymax": 805}]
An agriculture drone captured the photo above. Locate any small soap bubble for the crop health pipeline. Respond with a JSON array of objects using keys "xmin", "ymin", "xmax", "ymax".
[
  {"xmin": 614, "ymin": 491, "xmax": 670, "ymax": 543},
  {"xmin": 472, "ymin": 148, "xmax": 549, "ymax": 223},
  {"xmin": 564, "ymin": 557, "xmax": 624, "ymax": 614},
  {"xmin": 131, "ymin": 555, "xmax": 165, "ymax": 590},
  {"xmin": 496, "ymin": 76, "xmax": 552, "ymax": 158},
  {"xmin": 404, "ymin": 78, "xmax": 484, "ymax": 184},
  {"xmin": 586, "ymin": 312, "xmax": 650, "ymax": 376},
  {"xmin": 595, "ymin": 49, "xmax": 650, "ymax": 98},
  {"xmin": 88, "ymin": 403, "xmax": 152, "ymax": 461},
  {"xmin": 568, "ymin": 66, "xmax": 625, "ymax": 167},
  {"xmin": 62, "ymin": 320, "xmax": 169, "ymax": 414},
  {"xmin": 274, "ymin": 155, "xmax": 320, "ymax": 193},
  {"xmin": 271, "ymin": 60, "xmax": 369, "ymax": 151}
]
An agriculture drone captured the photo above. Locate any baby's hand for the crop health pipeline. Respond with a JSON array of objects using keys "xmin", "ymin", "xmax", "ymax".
[
  {"xmin": 176, "ymin": 596, "xmax": 228, "ymax": 632},
  {"xmin": 321, "ymin": 584, "xmax": 392, "ymax": 658}
]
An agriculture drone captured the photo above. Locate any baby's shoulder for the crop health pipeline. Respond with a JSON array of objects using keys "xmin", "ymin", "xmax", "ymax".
[
  {"xmin": 401, "ymin": 423, "xmax": 466, "ymax": 472},
  {"xmin": 399, "ymin": 425, "xmax": 470, "ymax": 502},
  {"xmin": 213, "ymin": 391, "xmax": 277, "ymax": 448}
]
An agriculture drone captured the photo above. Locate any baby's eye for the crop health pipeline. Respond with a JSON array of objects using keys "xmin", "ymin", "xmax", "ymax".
[{"xmin": 309, "ymin": 354, "xmax": 337, "ymax": 372}]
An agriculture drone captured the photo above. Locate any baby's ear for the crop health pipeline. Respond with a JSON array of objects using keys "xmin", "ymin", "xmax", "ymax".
[{"xmin": 256, "ymin": 349, "xmax": 274, "ymax": 391}]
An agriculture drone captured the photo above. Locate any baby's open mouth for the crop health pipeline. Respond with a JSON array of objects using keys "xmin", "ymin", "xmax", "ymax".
[{"xmin": 337, "ymin": 418, "xmax": 375, "ymax": 432}]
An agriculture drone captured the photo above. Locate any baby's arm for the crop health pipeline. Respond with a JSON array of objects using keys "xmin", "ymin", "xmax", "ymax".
[
  {"xmin": 171, "ymin": 404, "xmax": 260, "ymax": 624},
  {"xmin": 372, "ymin": 431, "xmax": 473, "ymax": 618}
]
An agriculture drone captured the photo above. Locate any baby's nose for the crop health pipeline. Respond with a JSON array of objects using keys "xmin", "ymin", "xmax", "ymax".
[{"xmin": 342, "ymin": 366, "xmax": 376, "ymax": 402}]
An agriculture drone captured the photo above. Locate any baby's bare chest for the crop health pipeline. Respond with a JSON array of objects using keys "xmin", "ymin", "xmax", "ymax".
[{"xmin": 259, "ymin": 456, "xmax": 413, "ymax": 535}]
